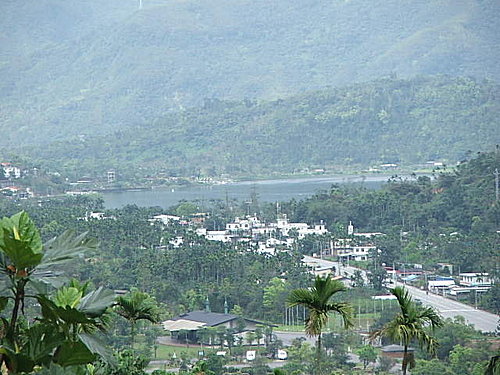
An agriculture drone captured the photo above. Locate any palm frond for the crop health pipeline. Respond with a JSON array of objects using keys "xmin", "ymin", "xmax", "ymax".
[
  {"xmin": 326, "ymin": 302, "xmax": 353, "ymax": 329},
  {"xmin": 287, "ymin": 289, "xmax": 316, "ymax": 309},
  {"xmin": 390, "ymin": 286, "xmax": 413, "ymax": 318}
]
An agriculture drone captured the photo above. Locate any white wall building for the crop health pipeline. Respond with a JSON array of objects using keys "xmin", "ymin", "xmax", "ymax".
[
  {"xmin": 459, "ymin": 273, "xmax": 492, "ymax": 287},
  {"xmin": 277, "ymin": 214, "xmax": 328, "ymax": 238},
  {"xmin": 335, "ymin": 245, "xmax": 376, "ymax": 261},
  {"xmin": 149, "ymin": 214, "xmax": 181, "ymax": 225},
  {"xmin": 1, "ymin": 163, "xmax": 21, "ymax": 179}
]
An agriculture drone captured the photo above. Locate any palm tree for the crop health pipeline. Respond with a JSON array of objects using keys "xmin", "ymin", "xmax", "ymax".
[
  {"xmin": 288, "ymin": 275, "xmax": 353, "ymax": 374},
  {"xmin": 115, "ymin": 289, "xmax": 160, "ymax": 347},
  {"xmin": 370, "ymin": 286, "xmax": 443, "ymax": 375}
]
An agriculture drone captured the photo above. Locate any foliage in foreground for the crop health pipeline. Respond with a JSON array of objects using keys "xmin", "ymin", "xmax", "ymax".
[{"xmin": 0, "ymin": 211, "xmax": 115, "ymax": 373}]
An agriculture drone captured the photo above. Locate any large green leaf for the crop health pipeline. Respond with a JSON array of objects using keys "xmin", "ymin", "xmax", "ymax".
[
  {"xmin": 10, "ymin": 211, "xmax": 43, "ymax": 252},
  {"xmin": 31, "ymin": 272, "xmax": 70, "ymax": 291},
  {"xmin": 1, "ymin": 229, "xmax": 43, "ymax": 270},
  {"xmin": 25, "ymin": 324, "xmax": 65, "ymax": 364},
  {"xmin": 0, "ymin": 212, "xmax": 43, "ymax": 270},
  {"xmin": 53, "ymin": 340, "xmax": 96, "ymax": 367},
  {"xmin": 37, "ymin": 295, "xmax": 95, "ymax": 326},
  {"xmin": 55, "ymin": 287, "xmax": 83, "ymax": 309},
  {"xmin": 0, "ymin": 346, "xmax": 36, "ymax": 373},
  {"xmin": 78, "ymin": 287, "xmax": 115, "ymax": 318},
  {"xmin": 36, "ymin": 363, "xmax": 88, "ymax": 375},
  {"xmin": 0, "ymin": 212, "xmax": 42, "ymax": 251},
  {"xmin": 57, "ymin": 307, "xmax": 95, "ymax": 325},
  {"xmin": 38, "ymin": 230, "xmax": 98, "ymax": 270},
  {"xmin": 78, "ymin": 332, "xmax": 115, "ymax": 366}
]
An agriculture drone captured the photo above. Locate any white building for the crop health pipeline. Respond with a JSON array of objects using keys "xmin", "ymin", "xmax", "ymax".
[
  {"xmin": 459, "ymin": 273, "xmax": 492, "ymax": 287},
  {"xmin": 149, "ymin": 214, "xmax": 181, "ymax": 225},
  {"xmin": 428, "ymin": 279, "xmax": 456, "ymax": 293},
  {"xmin": 251, "ymin": 226, "xmax": 277, "ymax": 237},
  {"xmin": 277, "ymin": 214, "xmax": 328, "ymax": 238},
  {"xmin": 169, "ymin": 236, "xmax": 184, "ymax": 248},
  {"xmin": 335, "ymin": 244, "xmax": 376, "ymax": 262},
  {"xmin": 1, "ymin": 163, "xmax": 21, "ymax": 179},
  {"xmin": 80, "ymin": 212, "xmax": 116, "ymax": 221},
  {"xmin": 348, "ymin": 221, "xmax": 384, "ymax": 238},
  {"xmin": 196, "ymin": 228, "xmax": 235, "ymax": 243}
]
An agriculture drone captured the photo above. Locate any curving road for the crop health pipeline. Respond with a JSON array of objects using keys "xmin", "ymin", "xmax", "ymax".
[
  {"xmin": 302, "ymin": 256, "xmax": 499, "ymax": 333},
  {"xmin": 393, "ymin": 282, "xmax": 498, "ymax": 333}
]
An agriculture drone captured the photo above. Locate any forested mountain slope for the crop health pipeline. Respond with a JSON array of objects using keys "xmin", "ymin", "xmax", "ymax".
[
  {"xmin": 1, "ymin": 0, "xmax": 499, "ymax": 146},
  {"xmin": 17, "ymin": 76, "xmax": 500, "ymax": 178}
]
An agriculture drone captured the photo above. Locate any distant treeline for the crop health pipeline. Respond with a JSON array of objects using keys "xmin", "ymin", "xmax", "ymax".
[{"xmin": 15, "ymin": 75, "xmax": 500, "ymax": 179}]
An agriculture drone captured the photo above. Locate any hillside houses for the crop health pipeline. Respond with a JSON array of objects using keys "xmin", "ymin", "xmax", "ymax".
[
  {"xmin": 195, "ymin": 214, "xmax": 329, "ymax": 250},
  {"xmin": 147, "ymin": 211, "xmax": 386, "ymax": 265},
  {"xmin": 1, "ymin": 162, "xmax": 22, "ymax": 179}
]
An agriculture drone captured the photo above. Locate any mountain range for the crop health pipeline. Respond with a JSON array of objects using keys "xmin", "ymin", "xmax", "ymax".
[
  {"xmin": 1, "ymin": 0, "xmax": 499, "ymax": 148},
  {"xmin": 16, "ymin": 76, "xmax": 500, "ymax": 178}
]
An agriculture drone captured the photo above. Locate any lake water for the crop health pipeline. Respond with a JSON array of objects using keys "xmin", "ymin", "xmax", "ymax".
[{"xmin": 103, "ymin": 174, "xmax": 397, "ymax": 209}]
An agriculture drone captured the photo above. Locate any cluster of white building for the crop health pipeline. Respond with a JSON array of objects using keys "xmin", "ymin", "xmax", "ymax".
[
  {"xmin": 148, "ymin": 213, "xmax": 384, "ymax": 260},
  {"xmin": 151, "ymin": 214, "xmax": 382, "ymax": 262},
  {"xmin": 1, "ymin": 163, "xmax": 22, "ymax": 179},
  {"xmin": 193, "ymin": 214, "xmax": 328, "ymax": 255}
]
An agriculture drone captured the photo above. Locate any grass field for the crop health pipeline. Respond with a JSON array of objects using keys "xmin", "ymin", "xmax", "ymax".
[
  {"xmin": 154, "ymin": 344, "xmax": 208, "ymax": 360},
  {"xmin": 277, "ymin": 311, "xmax": 379, "ymax": 333}
]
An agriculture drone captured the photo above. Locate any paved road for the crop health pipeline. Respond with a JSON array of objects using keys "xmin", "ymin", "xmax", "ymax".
[
  {"xmin": 302, "ymin": 256, "xmax": 499, "ymax": 333},
  {"xmin": 394, "ymin": 282, "xmax": 498, "ymax": 333}
]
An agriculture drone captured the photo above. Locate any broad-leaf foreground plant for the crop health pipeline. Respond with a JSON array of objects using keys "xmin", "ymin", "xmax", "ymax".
[{"xmin": 0, "ymin": 211, "xmax": 115, "ymax": 373}]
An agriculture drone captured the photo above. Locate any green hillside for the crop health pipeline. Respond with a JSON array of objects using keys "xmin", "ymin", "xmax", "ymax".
[
  {"xmin": 1, "ymin": 0, "xmax": 499, "ymax": 146},
  {"xmin": 16, "ymin": 76, "xmax": 500, "ymax": 178}
]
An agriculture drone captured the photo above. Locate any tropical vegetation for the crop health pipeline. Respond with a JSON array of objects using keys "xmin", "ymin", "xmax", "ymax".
[
  {"xmin": 370, "ymin": 286, "xmax": 444, "ymax": 375},
  {"xmin": 8, "ymin": 76, "xmax": 500, "ymax": 180},
  {"xmin": 288, "ymin": 275, "xmax": 353, "ymax": 374}
]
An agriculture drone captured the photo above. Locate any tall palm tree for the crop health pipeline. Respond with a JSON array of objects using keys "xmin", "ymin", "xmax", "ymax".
[
  {"xmin": 370, "ymin": 286, "xmax": 443, "ymax": 375},
  {"xmin": 115, "ymin": 289, "xmax": 160, "ymax": 347},
  {"xmin": 288, "ymin": 275, "xmax": 353, "ymax": 374}
]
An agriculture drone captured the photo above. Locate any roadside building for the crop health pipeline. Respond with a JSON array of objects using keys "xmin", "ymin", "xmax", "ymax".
[
  {"xmin": 459, "ymin": 273, "xmax": 491, "ymax": 287},
  {"xmin": 163, "ymin": 310, "xmax": 275, "ymax": 345},
  {"xmin": 381, "ymin": 344, "xmax": 415, "ymax": 359}
]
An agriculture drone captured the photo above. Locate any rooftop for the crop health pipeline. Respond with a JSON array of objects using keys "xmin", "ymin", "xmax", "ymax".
[{"xmin": 173, "ymin": 311, "xmax": 238, "ymax": 327}]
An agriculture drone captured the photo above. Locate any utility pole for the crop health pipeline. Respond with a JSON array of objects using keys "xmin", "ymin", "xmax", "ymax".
[{"xmin": 139, "ymin": 0, "xmax": 143, "ymax": 9}]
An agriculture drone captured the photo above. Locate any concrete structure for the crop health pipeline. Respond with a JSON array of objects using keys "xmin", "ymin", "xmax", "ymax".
[
  {"xmin": 1, "ymin": 163, "xmax": 21, "ymax": 179},
  {"xmin": 276, "ymin": 214, "xmax": 327, "ymax": 239},
  {"xmin": 381, "ymin": 345, "xmax": 415, "ymax": 359},
  {"xmin": 459, "ymin": 273, "xmax": 491, "ymax": 287},
  {"xmin": 149, "ymin": 214, "xmax": 181, "ymax": 225},
  {"xmin": 335, "ymin": 244, "xmax": 376, "ymax": 262},
  {"xmin": 428, "ymin": 278, "xmax": 456, "ymax": 293},
  {"xmin": 163, "ymin": 310, "xmax": 275, "ymax": 344}
]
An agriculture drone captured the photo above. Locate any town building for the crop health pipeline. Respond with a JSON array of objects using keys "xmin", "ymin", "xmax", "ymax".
[
  {"xmin": 459, "ymin": 273, "xmax": 491, "ymax": 287},
  {"xmin": 163, "ymin": 310, "xmax": 275, "ymax": 345},
  {"xmin": 1, "ymin": 163, "xmax": 21, "ymax": 179},
  {"xmin": 149, "ymin": 214, "xmax": 181, "ymax": 225}
]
